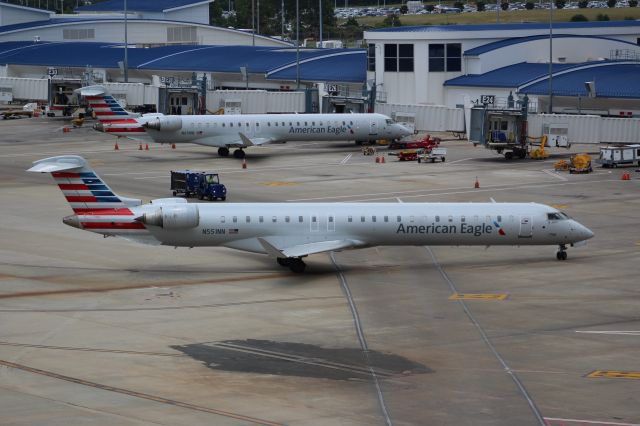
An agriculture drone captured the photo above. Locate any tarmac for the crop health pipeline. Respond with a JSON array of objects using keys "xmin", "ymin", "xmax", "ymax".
[{"xmin": 0, "ymin": 116, "xmax": 639, "ymax": 426}]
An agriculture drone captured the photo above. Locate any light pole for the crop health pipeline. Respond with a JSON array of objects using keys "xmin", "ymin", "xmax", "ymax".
[
  {"xmin": 296, "ymin": 0, "xmax": 300, "ymax": 89},
  {"xmin": 252, "ymin": 0, "xmax": 255, "ymax": 46},
  {"xmin": 319, "ymin": 0, "xmax": 323, "ymax": 48},
  {"xmin": 548, "ymin": 2, "xmax": 553, "ymax": 113},
  {"xmin": 281, "ymin": 0, "xmax": 284, "ymax": 39},
  {"xmin": 124, "ymin": 0, "xmax": 128, "ymax": 83}
]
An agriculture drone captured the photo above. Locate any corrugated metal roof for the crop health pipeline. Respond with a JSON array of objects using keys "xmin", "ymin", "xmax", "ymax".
[
  {"xmin": 75, "ymin": 0, "xmax": 211, "ymax": 13},
  {"xmin": 444, "ymin": 62, "xmax": 575, "ymax": 88},
  {"xmin": 445, "ymin": 60, "xmax": 640, "ymax": 99},
  {"xmin": 520, "ymin": 61, "xmax": 640, "ymax": 98},
  {"xmin": 0, "ymin": 41, "xmax": 366, "ymax": 83},
  {"xmin": 464, "ymin": 34, "xmax": 639, "ymax": 56},
  {"xmin": 368, "ymin": 20, "xmax": 640, "ymax": 33}
]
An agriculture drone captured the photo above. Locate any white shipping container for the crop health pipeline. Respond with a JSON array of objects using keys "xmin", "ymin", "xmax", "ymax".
[
  {"xmin": 528, "ymin": 114, "xmax": 640, "ymax": 144},
  {"xmin": 375, "ymin": 103, "xmax": 465, "ymax": 132},
  {"xmin": 207, "ymin": 90, "xmax": 304, "ymax": 114},
  {"xmin": 102, "ymin": 82, "xmax": 146, "ymax": 106},
  {"xmin": 0, "ymin": 77, "xmax": 48, "ymax": 101}
]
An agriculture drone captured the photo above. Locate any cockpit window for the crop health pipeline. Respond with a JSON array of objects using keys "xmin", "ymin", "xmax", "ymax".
[
  {"xmin": 547, "ymin": 212, "xmax": 569, "ymax": 221},
  {"xmin": 386, "ymin": 119, "xmax": 394, "ymax": 125}
]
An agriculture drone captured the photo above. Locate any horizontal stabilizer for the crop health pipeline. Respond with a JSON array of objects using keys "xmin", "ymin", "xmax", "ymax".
[
  {"xmin": 258, "ymin": 237, "xmax": 364, "ymax": 258},
  {"xmin": 28, "ymin": 155, "xmax": 86, "ymax": 173}
]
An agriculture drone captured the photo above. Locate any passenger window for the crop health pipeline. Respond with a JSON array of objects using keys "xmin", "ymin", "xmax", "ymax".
[
  {"xmin": 461, "ymin": 216, "xmax": 466, "ymax": 223},
  {"xmin": 272, "ymin": 216, "xmax": 277, "ymax": 223},
  {"xmin": 448, "ymin": 216, "xmax": 453, "ymax": 222},
  {"xmin": 312, "ymin": 216, "xmax": 317, "ymax": 222},
  {"xmin": 348, "ymin": 216, "xmax": 353, "ymax": 222},
  {"xmin": 233, "ymin": 216, "xmax": 237, "ymax": 223},
  {"xmin": 329, "ymin": 216, "xmax": 334, "ymax": 222},
  {"xmin": 497, "ymin": 215, "xmax": 502, "ymax": 222},
  {"xmin": 410, "ymin": 216, "xmax": 415, "ymax": 222},
  {"xmin": 372, "ymin": 216, "xmax": 376, "ymax": 222},
  {"xmin": 435, "ymin": 215, "xmax": 440, "ymax": 222},
  {"xmin": 259, "ymin": 216, "xmax": 264, "ymax": 223},
  {"xmin": 304, "ymin": 122, "xmax": 308, "ymax": 126},
  {"xmin": 285, "ymin": 216, "xmax": 290, "ymax": 223},
  {"xmin": 220, "ymin": 216, "xmax": 225, "ymax": 223},
  {"xmin": 246, "ymin": 216, "xmax": 250, "ymax": 223},
  {"xmin": 384, "ymin": 216, "xmax": 388, "ymax": 222},
  {"xmin": 298, "ymin": 216, "xmax": 303, "ymax": 222},
  {"xmin": 361, "ymin": 216, "xmax": 365, "ymax": 222},
  {"xmin": 312, "ymin": 122, "xmax": 315, "ymax": 126},
  {"xmin": 397, "ymin": 215, "xmax": 401, "ymax": 222}
]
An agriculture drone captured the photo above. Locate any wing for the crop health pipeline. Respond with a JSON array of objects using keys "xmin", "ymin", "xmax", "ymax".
[
  {"xmin": 237, "ymin": 132, "xmax": 275, "ymax": 147},
  {"xmin": 258, "ymin": 237, "xmax": 365, "ymax": 258}
]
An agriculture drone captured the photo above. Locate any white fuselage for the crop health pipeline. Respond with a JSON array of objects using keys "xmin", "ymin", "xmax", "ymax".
[
  {"xmin": 126, "ymin": 202, "xmax": 593, "ymax": 254},
  {"xmin": 139, "ymin": 113, "xmax": 411, "ymax": 147}
]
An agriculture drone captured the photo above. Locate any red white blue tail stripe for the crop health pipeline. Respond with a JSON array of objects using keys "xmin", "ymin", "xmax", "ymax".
[{"xmin": 28, "ymin": 156, "xmax": 147, "ymax": 236}]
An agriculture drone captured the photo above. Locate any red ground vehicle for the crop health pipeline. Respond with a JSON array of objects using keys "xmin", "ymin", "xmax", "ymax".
[{"xmin": 388, "ymin": 135, "xmax": 440, "ymax": 150}]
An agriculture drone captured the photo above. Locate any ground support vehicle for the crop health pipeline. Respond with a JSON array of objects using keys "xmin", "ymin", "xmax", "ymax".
[
  {"xmin": 362, "ymin": 146, "xmax": 377, "ymax": 155},
  {"xmin": 597, "ymin": 145, "xmax": 640, "ymax": 168},
  {"xmin": 569, "ymin": 154, "xmax": 593, "ymax": 174},
  {"xmin": 171, "ymin": 170, "xmax": 227, "ymax": 201},
  {"xmin": 388, "ymin": 135, "xmax": 440, "ymax": 150},
  {"xmin": 418, "ymin": 147, "xmax": 447, "ymax": 163}
]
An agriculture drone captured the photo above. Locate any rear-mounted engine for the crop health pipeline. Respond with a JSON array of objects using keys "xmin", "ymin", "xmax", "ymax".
[{"xmin": 138, "ymin": 204, "xmax": 199, "ymax": 229}]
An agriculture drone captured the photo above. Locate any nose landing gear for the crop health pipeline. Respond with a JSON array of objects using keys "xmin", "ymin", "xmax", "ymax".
[{"xmin": 556, "ymin": 244, "xmax": 568, "ymax": 261}]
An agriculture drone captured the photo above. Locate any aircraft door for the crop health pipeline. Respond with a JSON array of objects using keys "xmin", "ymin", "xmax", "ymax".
[
  {"xmin": 519, "ymin": 216, "xmax": 532, "ymax": 238},
  {"xmin": 327, "ymin": 214, "xmax": 335, "ymax": 232},
  {"xmin": 369, "ymin": 119, "xmax": 378, "ymax": 136},
  {"xmin": 310, "ymin": 214, "xmax": 319, "ymax": 232}
]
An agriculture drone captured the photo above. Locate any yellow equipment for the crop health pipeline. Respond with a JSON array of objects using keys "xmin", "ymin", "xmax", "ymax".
[
  {"xmin": 71, "ymin": 117, "xmax": 84, "ymax": 127},
  {"xmin": 554, "ymin": 160, "xmax": 569, "ymax": 171},
  {"xmin": 569, "ymin": 153, "xmax": 592, "ymax": 174},
  {"xmin": 529, "ymin": 135, "xmax": 549, "ymax": 160}
]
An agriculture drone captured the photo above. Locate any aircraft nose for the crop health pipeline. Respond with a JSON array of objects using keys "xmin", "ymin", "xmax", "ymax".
[{"xmin": 574, "ymin": 221, "xmax": 594, "ymax": 241}]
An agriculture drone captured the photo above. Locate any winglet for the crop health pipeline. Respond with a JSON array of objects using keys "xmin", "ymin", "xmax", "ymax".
[
  {"xmin": 238, "ymin": 132, "xmax": 254, "ymax": 147},
  {"xmin": 257, "ymin": 238, "xmax": 285, "ymax": 258}
]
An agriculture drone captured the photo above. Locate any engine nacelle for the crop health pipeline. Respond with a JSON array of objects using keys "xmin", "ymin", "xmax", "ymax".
[
  {"xmin": 143, "ymin": 115, "xmax": 182, "ymax": 132},
  {"xmin": 140, "ymin": 204, "xmax": 199, "ymax": 229}
]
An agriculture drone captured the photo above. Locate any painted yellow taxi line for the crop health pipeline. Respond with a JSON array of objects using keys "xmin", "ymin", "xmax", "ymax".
[
  {"xmin": 587, "ymin": 370, "xmax": 640, "ymax": 380},
  {"xmin": 449, "ymin": 293, "xmax": 508, "ymax": 301},
  {"xmin": 262, "ymin": 182, "xmax": 299, "ymax": 187}
]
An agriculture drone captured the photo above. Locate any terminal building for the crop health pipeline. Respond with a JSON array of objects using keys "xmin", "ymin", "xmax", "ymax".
[
  {"xmin": 365, "ymin": 21, "xmax": 640, "ymax": 118},
  {"xmin": 0, "ymin": 1, "xmax": 367, "ymax": 114}
]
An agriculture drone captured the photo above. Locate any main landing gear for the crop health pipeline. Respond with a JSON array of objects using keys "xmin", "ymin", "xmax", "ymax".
[
  {"xmin": 217, "ymin": 147, "xmax": 246, "ymax": 159},
  {"xmin": 556, "ymin": 244, "xmax": 568, "ymax": 261},
  {"xmin": 277, "ymin": 257, "xmax": 307, "ymax": 273}
]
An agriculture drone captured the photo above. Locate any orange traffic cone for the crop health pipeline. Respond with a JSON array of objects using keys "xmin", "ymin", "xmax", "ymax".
[
  {"xmin": 242, "ymin": 158, "xmax": 247, "ymax": 169},
  {"xmin": 381, "ymin": 156, "xmax": 386, "ymax": 164},
  {"xmin": 114, "ymin": 142, "xmax": 119, "ymax": 150},
  {"xmin": 171, "ymin": 143, "xmax": 176, "ymax": 149},
  {"xmin": 621, "ymin": 172, "xmax": 631, "ymax": 181},
  {"xmin": 138, "ymin": 143, "xmax": 143, "ymax": 150},
  {"xmin": 474, "ymin": 177, "xmax": 480, "ymax": 188},
  {"xmin": 375, "ymin": 156, "xmax": 381, "ymax": 163},
  {"xmin": 62, "ymin": 127, "xmax": 71, "ymax": 133},
  {"xmin": 145, "ymin": 144, "xmax": 149, "ymax": 150}
]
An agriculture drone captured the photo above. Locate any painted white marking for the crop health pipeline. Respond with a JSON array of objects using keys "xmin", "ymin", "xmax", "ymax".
[
  {"xmin": 340, "ymin": 153, "xmax": 352, "ymax": 165},
  {"xmin": 445, "ymin": 157, "xmax": 473, "ymax": 164},
  {"xmin": 576, "ymin": 330, "xmax": 640, "ymax": 336},
  {"xmin": 542, "ymin": 169, "xmax": 568, "ymax": 181},
  {"xmin": 544, "ymin": 417, "xmax": 639, "ymax": 426}
]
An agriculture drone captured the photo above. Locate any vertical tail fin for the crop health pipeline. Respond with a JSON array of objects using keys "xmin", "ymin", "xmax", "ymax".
[
  {"xmin": 27, "ymin": 155, "xmax": 141, "ymax": 214},
  {"xmin": 78, "ymin": 85, "xmax": 139, "ymax": 123}
]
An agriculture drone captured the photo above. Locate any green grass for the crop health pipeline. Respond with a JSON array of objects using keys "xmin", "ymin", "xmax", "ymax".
[{"xmin": 351, "ymin": 7, "xmax": 640, "ymax": 26}]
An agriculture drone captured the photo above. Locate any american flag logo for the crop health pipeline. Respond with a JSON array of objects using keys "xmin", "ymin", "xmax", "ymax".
[{"xmin": 229, "ymin": 228, "xmax": 239, "ymax": 234}]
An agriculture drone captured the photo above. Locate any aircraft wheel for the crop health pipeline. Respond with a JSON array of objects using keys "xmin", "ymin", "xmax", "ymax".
[
  {"xmin": 289, "ymin": 259, "xmax": 306, "ymax": 273},
  {"xmin": 221, "ymin": 196, "xmax": 226, "ymax": 201},
  {"xmin": 505, "ymin": 152, "xmax": 513, "ymax": 160},
  {"xmin": 218, "ymin": 147, "xmax": 230, "ymax": 157},
  {"xmin": 277, "ymin": 258, "xmax": 291, "ymax": 267},
  {"xmin": 556, "ymin": 250, "xmax": 567, "ymax": 261},
  {"xmin": 442, "ymin": 157, "xmax": 446, "ymax": 162},
  {"xmin": 233, "ymin": 149, "xmax": 245, "ymax": 159}
]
